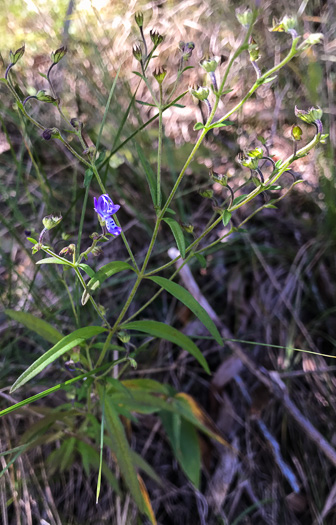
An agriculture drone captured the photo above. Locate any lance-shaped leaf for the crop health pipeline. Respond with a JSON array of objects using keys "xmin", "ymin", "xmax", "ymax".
[
  {"xmin": 51, "ymin": 45, "xmax": 67, "ymax": 64},
  {"xmin": 122, "ymin": 321, "xmax": 210, "ymax": 374},
  {"xmin": 5, "ymin": 310, "xmax": 63, "ymax": 345},
  {"xmin": 160, "ymin": 411, "xmax": 201, "ymax": 487},
  {"xmin": 162, "ymin": 218, "xmax": 186, "ymax": 258},
  {"xmin": 10, "ymin": 326, "xmax": 107, "ymax": 392},
  {"xmin": 81, "ymin": 261, "xmax": 135, "ymax": 305},
  {"xmin": 147, "ymin": 277, "xmax": 223, "ymax": 345},
  {"xmin": 99, "ymin": 386, "xmax": 145, "ymax": 512},
  {"xmin": 138, "ymin": 475, "xmax": 156, "ymax": 524}
]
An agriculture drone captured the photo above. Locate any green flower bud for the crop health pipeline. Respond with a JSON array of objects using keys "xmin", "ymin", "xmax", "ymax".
[
  {"xmin": 248, "ymin": 37, "xmax": 260, "ymax": 62},
  {"xmin": 135, "ymin": 12, "xmax": 144, "ymax": 28},
  {"xmin": 211, "ymin": 171, "xmax": 228, "ymax": 186},
  {"xmin": 199, "ymin": 189, "xmax": 214, "ymax": 199},
  {"xmin": 42, "ymin": 214, "xmax": 62, "ymax": 230},
  {"xmin": 9, "ymin": 45, "xmax": 25, "ymax": 65},
  {"xmin": 51, "ymin": 46, "xmax": 67, "ymax": 64},
  {"xmin": 150, "ymin": 29, "xmax": 164, "ymax": 47},
  {"xmin": 291, "ymin": 125, "xmax": 302, "ymax": 141},
  {"xmin": 189, "ymin": 85, "xmax": 209, "ymax": 101},
  {"xmin": 237, "ymin": 152, "xmax": 259, "ymax": 170},
  {"xmin": 153, "ymin": 66, "xmax": 167, "ymax": 84},
  {"xmin": 270, "ymin": 15, "xmax": 297, "ymax": 34},
  {"xmin": 32, "ymin": 243, "xmax": 42, "ymax": 254},
  {"xmin": 236, "ymin": 8, "xmax": 254, "ymax": 28},
  {"xmin": 295, "ymin": 106, "xmax": 323, "ymax": 125},
  {"xmin": 128, "ymin": 357, "xmax": 137, "ymax": 369},
  {"xmin": 132, "ymin": 43, "xmax": 143, "ymax": 62},
  {"xmin": 299, "ymin": 33, "xmax": 323, "ymax": 50},
  {"xmin": 36, "ymin": 90, "xmax": 58, "ymax": 104},
  {"xmin": 181, "ymin": 223, "xmax": 194, "ymax": 234},
  {"xmin": 247, "ymin": 147, "xmax": 263, "ymax": 159},
  {"xmin": 200, "ymin": 56, "xmax": 218, "ymax": 73},
  {"xmin": 118, "ymin": 330, "xmax": 130, "ymax": 344}
]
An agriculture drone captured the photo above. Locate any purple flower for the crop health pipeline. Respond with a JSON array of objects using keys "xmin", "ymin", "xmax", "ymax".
[{"xmin": 94, "ymin": 194, "xmax": 121, "ymax": 236}]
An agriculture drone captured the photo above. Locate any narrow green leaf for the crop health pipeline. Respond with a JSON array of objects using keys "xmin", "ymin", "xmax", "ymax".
[
  {"xmin": 132, "ymin": 71, "xmax": 145, "ymax": 79},
  {"xmin": 95, "ymin": 67, "xmax": 120, "ymax": 158},
  {"xmin": 160, "ymin": 411, "xmax": 201, "ymax": 487},
  {"xmin": 10, "ymin": 326, "xmax": 107, "ymax": 392},
  {"xmin": 123, "ymin": 321, "xmax": 210, "ymax": 374},
  {"xmin": 222, "ymin": 210, "xmax": 232, "ymax": 226},
  {"xmin": 36, "ymin": 256, "xmax": 73, "ymax": 267},
  {"xmin": 26, "ymin": 237, "xmax": 38, "ymax": 244},
  {"xmin": 162, "ymin": 218, "xmax": 186, "ymax": 258},
  {"xmin": 148, "ymin": 277, "xmax": 223, "ymax": 345},
  {"xmin": 208, "ymin": 120, "xmax": 235, "ymax": 130},
  {"xmin": 77, "ymin": 440, "xmax": 120, "ymax": 493},
  {"xmin": 78, "ymin": 263, "xmax": 96, "ymax": 278},
  {"xmin": 194, "ymin": 253, "xmax": 207, "ymax": 268},
  {"xmin": 81, "ymin": 261, "xmax": 135, "ymax": 305},
  {"xmin": 172, "ymin": 103, "xmax": 185, "ymax": 108},
  {"xmin": 96, "ymin": 386, "xmax": 105, "ymax": 503},
  {"xmin": 232, "ymin": 194, "xmax": 249, "ymax": 206},
  {"xmin": 135, "ymin": 143, "xmax": 157, "ymax": 206},
  {"xmin": 193, "ymin": 122, "xmax": 205, "ymax": 131},
  {"xmin": 136, "ymin": 100, "xmax": 157, "ymax": 107},
  {"xmin": 5, "ymin": 310, "xmax": 63, "ymax": 344},
  {"xmin": 100, "ymin": 387, "xmax": 144, "ymax": 511}
]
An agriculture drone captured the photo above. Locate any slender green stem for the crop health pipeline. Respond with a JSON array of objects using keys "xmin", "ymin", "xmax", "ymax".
[
  {"xmin": 157, "ymin": 84, "xmax": 163, "ymax": 208},
  {"xmin": 61, "ymin": 276, "xmax": 79, "ymax": 327},
  {"xmin": 95, "ymin": 331, "xmax": 113, "ymax": 368}
]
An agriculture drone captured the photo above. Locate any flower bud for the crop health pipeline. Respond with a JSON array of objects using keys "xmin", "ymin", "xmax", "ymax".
[
  {"xmin": 128, "ymin": 357, "xmax": 137, "ymax": 369},
  {"xmin": 199, "ymin": 189, "xmax": 214, "ymax": 199},
  {"xmin": 36, "ymin": 90, "xmax": 58, "ymax": 104},
  {"xmin": 200, "ymin": 56, "xmax": 218, "ymax": 73},
  {"xmin": 51, "ymin": 46, "xmax": 67, "ymax": 64},
  {"xmin": 153, "ymin": 66, "xmax": 167, "ymax": 84},
  {"xmin": 299, "ymin": 33, "xmax": 323, "ymax": 50},
  {"xmin": 189, "ymin": 85, "xmax": 209, "ymax": 101},
  {"xmin": 91, "ymin": 246, "xmax": 103, "ymax": 256},
  {"xmin": 118, "ymin": 330, "xmax": 131, "ymax": 343},
  {"xmin": 9, "ymin": 45, "xmax": 25, "ymax": 65},
  {"xmin": 32, "ymin": 243, "xmax": 42, "ymax": 254},
  {"xmin": 248, "ymin": 37, "xmax": 260, "ymax": 62},
  {"xmin": 82, "ymin": 146, "xmax": 96, "ymax": 156},
  {"xmin": 42, "ymin": 127, "xmax": 61, "ymax": 141},
  {"xmin": 295, "ymin": 106, "xmax": 323, "ymax": 125},
  {"xmin": 211, "ymin": 171, "xmax": 228, "ymax": 186},
  {"xmin": 150, "ymin": 29, "xmax": 164, "ymax": 47},
  {"xmin": 291, "ymin": 125, "xmax": 302, "ymax": 141},
  {"xmin": 270, "ymin": 15, "xmax": 297, "ymax": 34},
  {"xmin": 42, "ymin": 214, "xmax": 62, "ymax": 230},
  {"xmin": 135, "ymin": 12, "xmax": 144, "ymax": 28},
  {"xmin": 181, "ymin": 223, "xmax": 194, "ymax": 234},
  {"xmin": 70, "ymin": 118, "xmax": 83, "ymax": 129},
  {"xmin": 236, "ymin": 7, "xmax": 254, "ymax": 28},
  {"xmin": 247, "ymin": 147, "xmax": 263, "ymax": 159},
  {"xmin": 179, "ymin": 41, "xmax": 195, "ymax": 61},
  {"xmin": 132, "ymin": 44, "xmax": 143, "ymax": 62},
  {"xmin": 237, "ymin": 152, "xmax": 259, "ymax": 170},
  {"xmin": 59, "ymin": 244, "xmax": 75, "ymax": 257}
]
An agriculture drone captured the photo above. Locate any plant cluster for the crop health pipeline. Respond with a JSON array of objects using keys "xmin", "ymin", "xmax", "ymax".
[{"xmin": 0, "ymin": 6, "xmax": 327, "ymax": 522}]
